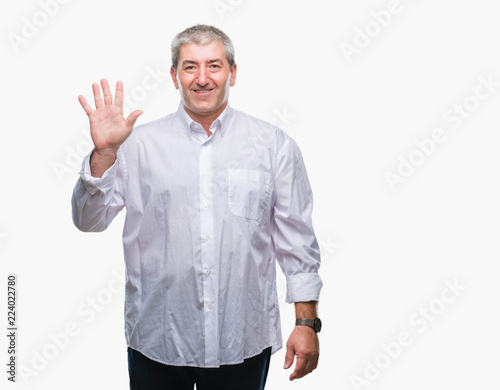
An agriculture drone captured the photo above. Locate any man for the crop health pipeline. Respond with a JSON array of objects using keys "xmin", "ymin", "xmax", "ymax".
[{"xmin": 72, "ymin": 25, "xmax": 322, "ymax": 390}]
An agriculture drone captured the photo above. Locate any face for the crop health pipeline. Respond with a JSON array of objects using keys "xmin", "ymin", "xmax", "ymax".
[{"xmin": 171, "ymin": 41, "xmax": 237, "ymax": 123}]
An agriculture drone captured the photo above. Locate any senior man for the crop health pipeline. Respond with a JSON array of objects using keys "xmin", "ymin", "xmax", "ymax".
[{"xmin": 72, "ymin": 24, "xmax": 322, "ymax": 390}]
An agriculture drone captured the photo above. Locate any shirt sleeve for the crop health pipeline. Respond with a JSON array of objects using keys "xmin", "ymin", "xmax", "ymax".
[
  {"xmin": 271, "ymin": 136, "xmax": 323, "ymax": 303},
  {"xmin": 71, "ymin": 148, "xmax": 127, "ymax": 232}
]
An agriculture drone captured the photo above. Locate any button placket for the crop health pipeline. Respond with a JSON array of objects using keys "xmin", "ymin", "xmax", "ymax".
[{"xmin": 199, "ymin": 140, "xmax": 218, "ymax": 365}]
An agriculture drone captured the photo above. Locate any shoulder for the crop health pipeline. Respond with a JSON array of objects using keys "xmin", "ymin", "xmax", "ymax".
[
  {"xmin": 231, "ymin": 108, "xmax": 294, "ymax": 149},
  {"xmin": 122, "ymin": 112, "xmax": 177, "ymax": 146},
  {"xmin": 132, "ymin": 113, "xmax": 176, "ymax": 134}
]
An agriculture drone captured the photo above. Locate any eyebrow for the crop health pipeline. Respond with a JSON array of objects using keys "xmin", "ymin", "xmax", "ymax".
[{"xmin": 181, "ymin": 59, "xmax": 224, "ymax": 67}]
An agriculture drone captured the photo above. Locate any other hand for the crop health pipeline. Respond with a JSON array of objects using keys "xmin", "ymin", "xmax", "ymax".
[{"xmin": 283, "ymin": 325, "xmax": 319, "ymax": 381}]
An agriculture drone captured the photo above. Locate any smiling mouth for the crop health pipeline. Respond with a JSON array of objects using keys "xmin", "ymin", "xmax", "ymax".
[{"xmin": 193, "ymin": 88, "xmax": 214, "ymax": 93}]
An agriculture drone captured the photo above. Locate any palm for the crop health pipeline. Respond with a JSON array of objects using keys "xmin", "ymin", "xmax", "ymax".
[
  {"xmin": 78, "ymin": 79, "xmax": 142, "ymax": 152},
  {"xmin": 88, "ymin": 104, "xmax": 129, "ymax": 150}
]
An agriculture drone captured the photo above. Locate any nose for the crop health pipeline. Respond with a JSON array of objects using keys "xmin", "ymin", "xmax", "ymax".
[{"xmin": 196, "ymin": 67, "xmax": 209, "ymax": 86}]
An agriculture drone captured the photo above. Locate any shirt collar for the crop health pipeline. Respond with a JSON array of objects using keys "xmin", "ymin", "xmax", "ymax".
[{"xmin": 176, "ymin": 102, "xmax": 234, "ymax": 139}]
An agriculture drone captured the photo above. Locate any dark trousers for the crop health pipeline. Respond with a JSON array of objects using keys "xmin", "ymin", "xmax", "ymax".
[{"xmin": 128, "ymin": 347, "xmax": 272, "ymax": 390}]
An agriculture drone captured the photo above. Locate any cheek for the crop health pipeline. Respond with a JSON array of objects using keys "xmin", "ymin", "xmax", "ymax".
[
  {"xmin": 177, "ymin": 74, "xmax": 193, "ymax": 91},
  {"xmin": 215, "ymin": 75, "xmax": 231, "ymax": 90}
]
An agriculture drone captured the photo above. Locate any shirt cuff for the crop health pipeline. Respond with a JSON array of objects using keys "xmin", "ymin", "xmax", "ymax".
[
  {"xmin": 286, "ymin": 273, "xmax": 323, "ymax": 303},
  {"xmin": 78, "ymin": 151, "xmax": 119, "ymax": 195}
]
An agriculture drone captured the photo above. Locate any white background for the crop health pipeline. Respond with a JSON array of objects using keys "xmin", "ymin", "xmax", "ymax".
[{"xmin": 1, "ymin": 0, "xmax": 499, "ymax": 389}]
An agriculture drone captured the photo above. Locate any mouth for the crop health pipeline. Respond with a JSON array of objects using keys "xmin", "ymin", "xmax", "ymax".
[{"xmin": 193, "ymin": 88, "xmax": 215, "ymax": 94}]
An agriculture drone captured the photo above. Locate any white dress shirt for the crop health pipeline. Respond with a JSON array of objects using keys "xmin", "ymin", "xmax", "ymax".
[{"xmin": 72, "ymin": 102, "xmax": 322, "ymax": 367}]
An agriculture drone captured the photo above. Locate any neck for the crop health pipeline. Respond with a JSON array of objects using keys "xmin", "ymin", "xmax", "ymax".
[{"xmin": 184, "ymin": 102, "xmax": 228, "ymax": 133}]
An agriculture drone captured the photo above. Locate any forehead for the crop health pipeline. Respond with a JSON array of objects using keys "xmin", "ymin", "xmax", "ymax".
[{"xmin": 178, "ymin": 41, "xmax": 227, "ymax": 64}]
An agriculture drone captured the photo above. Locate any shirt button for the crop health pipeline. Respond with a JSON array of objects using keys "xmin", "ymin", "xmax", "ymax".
[
  {"xmin": 202, "ymin": 201, "xmax": 209, "ymax": 208},
  {"xmin": 208, "ymin": 304, "xmax": 213, "ymax": 310},
  {"xmin": 203, "ymin": 234, "xmax": 210, "ymax": 241},
  {"xmin": 206, "ymin": 270, "xmax": 211, "ymax": 276}
]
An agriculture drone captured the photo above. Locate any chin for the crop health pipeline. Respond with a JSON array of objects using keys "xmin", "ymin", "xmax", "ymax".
[
  {"xmin": 195, "ymin": 102, "xmax": 218, "ymax": 111},
  {"xmin": 193, "ymin": 105, "xmax": 215, "ymax": 113}
]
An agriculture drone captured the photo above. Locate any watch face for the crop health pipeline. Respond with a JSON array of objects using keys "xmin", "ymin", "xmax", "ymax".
[{"xmin": 314, "ymin": 318, "xmax": 322, "ymax": 332}]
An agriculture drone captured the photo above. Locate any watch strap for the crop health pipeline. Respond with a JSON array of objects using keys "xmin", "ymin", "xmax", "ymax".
[{"xmin": 295, "ymin": 318, "xmax": 321, "ymax": 333}]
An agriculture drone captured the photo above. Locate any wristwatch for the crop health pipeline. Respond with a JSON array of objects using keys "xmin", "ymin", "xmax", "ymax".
[{"xmin": 295, "ymin": 318, "xmax": 322, "ymax": 333}]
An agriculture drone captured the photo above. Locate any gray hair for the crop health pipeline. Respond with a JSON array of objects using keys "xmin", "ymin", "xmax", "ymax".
[{"xmin": 171, "ymin": 24, "xmax": 235, "ymax": 73}]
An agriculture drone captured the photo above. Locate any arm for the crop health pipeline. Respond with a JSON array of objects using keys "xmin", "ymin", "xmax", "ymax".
[
  {"xmin": 71, "ymin": 147, "xmax": 126, "ymax": 232},
  {"xmin": 271, "ymin": 136, "xmax": 323, "ymax": 381},
  {"xmin": 72, "ymin": 79, "xmax": 142, "ymax": 231}
]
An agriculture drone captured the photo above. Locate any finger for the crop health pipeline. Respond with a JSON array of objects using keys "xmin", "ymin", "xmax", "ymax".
[
  {"xmin": 92, "ymin": 82, "xmax": 104, "ymax": 109},
  {"xmin": 283, "ymin": 345, "xmax": 295, "ymax": 370},
  {"xmin": 289, "ymin": 355, "xmax": 306, "ymax": 381},
  {"xmin": 295, "ymin": 353, "xmax": 318, "ymax": 380},
  {"xmin": 115, "ymin": 80, "xmax": 124, "ymax": 107},
  {"xmin": 125, "ymin": 110, "xmax": 143, "ymax": 128},
  {"xmin": 78, "ymin": 95, "xmax": 93, "ymax": 115},
  {"xmin": 100, "ymin": 78, "xmax": 113, "ymax": 105}
]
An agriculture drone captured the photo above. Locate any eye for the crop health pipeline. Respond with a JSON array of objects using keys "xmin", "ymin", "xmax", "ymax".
[
  {"xmin": 209, "ymin": 64, "xmax": 221, "ymax": 70},
  {"xmin": 184, "ymin": 65, "xmax": 196, "ymax": 72}
]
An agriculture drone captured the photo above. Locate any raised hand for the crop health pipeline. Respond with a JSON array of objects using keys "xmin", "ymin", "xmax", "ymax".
[{"xmin": 78, "ymin": 79, "xmax": 143, "ymax": 177}]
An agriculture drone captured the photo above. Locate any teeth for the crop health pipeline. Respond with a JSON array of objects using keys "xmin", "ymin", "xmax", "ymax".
[{"xmin": 195, "ymin": 89, "xmax": 211, "ymax": 92}]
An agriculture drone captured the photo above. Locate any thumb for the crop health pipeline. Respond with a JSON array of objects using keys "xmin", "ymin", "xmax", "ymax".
[
  {"xmin": 283, "ymin": 344, "xmax": 295, "ymax": 369},
  {"xmin": 125, "ymin": 110, "xmax": 144, "ymax": 128}
]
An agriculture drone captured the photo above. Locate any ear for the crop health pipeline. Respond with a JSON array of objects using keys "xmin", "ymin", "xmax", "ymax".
[
  {"xmin": 170, "ymin": 66, "xmax": 179, "ymax": 90},
  {"xmin": 229, "ymin": 63, "xmax": 237, "ymax": 87}
]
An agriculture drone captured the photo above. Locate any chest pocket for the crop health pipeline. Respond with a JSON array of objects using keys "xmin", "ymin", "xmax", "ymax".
[{"xmin": 228, "ymin": 168, "xmax": 272, "ymax": 222}]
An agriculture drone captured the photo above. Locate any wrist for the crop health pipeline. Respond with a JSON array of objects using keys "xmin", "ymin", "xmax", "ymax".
[
  {"xmin": 295, "ymin": 318, "xmax": 322, "ymax": 333},
  {"xmin": 90, "ymin": 148, "xmax": 118, "ymax": 178},
  {"xmin": 294, "ymin": 301, "xmax": 318, "ymax": 320},
  {"xmin": 93, "ymin": 147, "xmax": 118, "ymax": 160}
]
